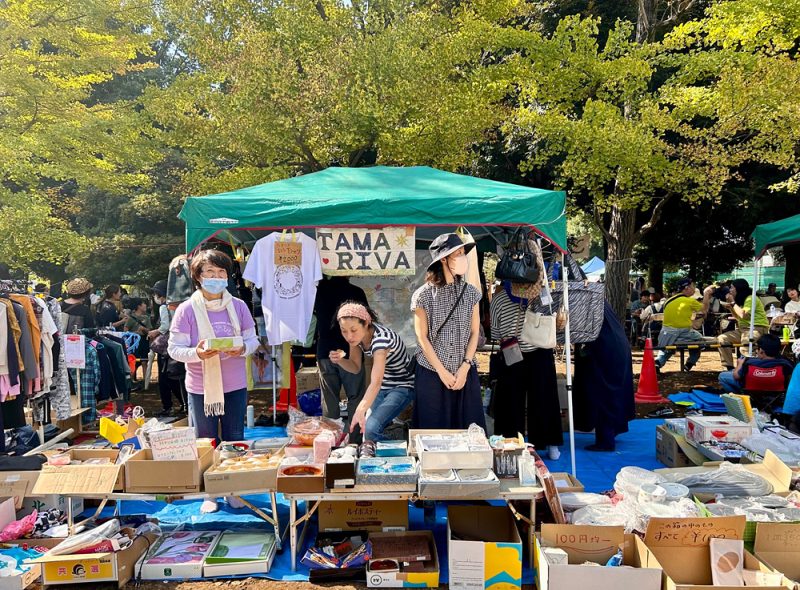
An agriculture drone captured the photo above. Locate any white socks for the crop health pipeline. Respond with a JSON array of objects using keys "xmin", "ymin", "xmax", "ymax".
[{"xmin": 548, "ymin": 445, "xmax": 561, "ymax": 460}]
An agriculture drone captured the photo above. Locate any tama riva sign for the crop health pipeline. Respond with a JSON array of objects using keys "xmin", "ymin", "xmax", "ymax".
[{"xmin": 316, "ymin": 227, "xmax": 415, "ymax": 276}]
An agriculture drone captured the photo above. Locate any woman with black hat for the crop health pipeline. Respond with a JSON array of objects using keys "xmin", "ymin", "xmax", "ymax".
[
  {"xmin": 718, "ymin": 278, "xmax": 770, "ymax": 370},
  {"xmin": 411, "ymin": 233, "xmax": 485, "ymax": 430}
]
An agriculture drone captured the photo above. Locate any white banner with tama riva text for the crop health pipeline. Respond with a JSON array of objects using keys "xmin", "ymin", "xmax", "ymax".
[{"xmin": 316, "ymin": 227, "xmax": 415, "ymax": 276}]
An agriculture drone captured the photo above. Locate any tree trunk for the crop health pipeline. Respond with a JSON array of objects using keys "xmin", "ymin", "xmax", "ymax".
[
  {"xmin": 605, "ymin": 206, "xmax": 638, "ymax": 321},
  {"xmin": 785, "ymin": 243, "xmax": 800, "ymax": 294},
  {"xmin": 647, "ymin": 260, "xmax": 664, "ymax": 294}
]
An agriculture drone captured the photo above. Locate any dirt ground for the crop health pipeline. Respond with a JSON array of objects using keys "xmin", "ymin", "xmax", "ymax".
[{"xmin": 54, "ymin": 346, "xmax": 724, "ymax": 590}]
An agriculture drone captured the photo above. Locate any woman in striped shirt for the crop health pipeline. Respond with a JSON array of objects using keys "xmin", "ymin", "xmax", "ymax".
[{"xmin": 329, "ymin": 301, "xmax": 414, "ymax": 441}]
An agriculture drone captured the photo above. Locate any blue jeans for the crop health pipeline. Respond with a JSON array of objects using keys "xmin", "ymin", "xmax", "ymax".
[
  {"xmin": 189, "ymin": 388, "xmax": 247, "ymax": 443},
  {"xmin": 365, "ymin": 386, "xmax": 414, "ymax": 442},
  {"xmin": 719, "ymin": 371, "xmax": 741, "ymax": 393},
  {"xmin": 656, "ymin": 327, "xmax": 704, "ymax": 368}
]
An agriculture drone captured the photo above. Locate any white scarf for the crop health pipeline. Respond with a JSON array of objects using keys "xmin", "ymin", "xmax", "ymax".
[{"xmin": 190, "ymin": 289, "xmax": 241, "ymax": 416}]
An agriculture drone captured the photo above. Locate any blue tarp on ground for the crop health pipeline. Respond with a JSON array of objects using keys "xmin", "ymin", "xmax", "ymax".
[{"xmin": 93, "ymin": 420, "xmax": 664, "ymax": 582}]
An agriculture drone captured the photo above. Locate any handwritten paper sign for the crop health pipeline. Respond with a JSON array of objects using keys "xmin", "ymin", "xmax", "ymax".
[
  {"xmin": 316, "ymin": 227, "xmax": 415, "ymax": 276},
  {"xmin": 645, "ymin": 516, "xmax": 745, "ymax": 547},
  {"xmin": 274, "ymin": 241, "xmax": 302, "ymax": 266},
  {"xmin": 148, "ymin": 428, "xmax": 198, "ymax": 461},
  {"xmin": 64, "ymin": 335, "xmax": 86, "ymax": 369}
]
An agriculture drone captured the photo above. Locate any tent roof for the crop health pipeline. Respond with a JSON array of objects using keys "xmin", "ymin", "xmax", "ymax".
[
  {"xmin": 179, "ymin": 166, "xmax": 567, "ymax": 252},
  {"xmin": 581, "ymin": 256, "xmax": 605, "ymax": 275},
  {"xmin": 752, "ymin": 213, "xmax": 800, "ymax": 259}
]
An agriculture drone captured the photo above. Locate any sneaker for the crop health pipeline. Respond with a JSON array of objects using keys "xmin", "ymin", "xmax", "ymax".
[
  {"xmin": 685, "ymin": 408, "xmax": 703, "ymax": 417},
  {"xmin": 647, "ymin": 407, "xmax": 675, "ymax": 418}
]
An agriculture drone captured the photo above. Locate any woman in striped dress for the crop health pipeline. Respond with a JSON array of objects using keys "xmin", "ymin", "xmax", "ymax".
[
  {"xmin": 490, "ymin": 281, "xmax": 562, "ymax": 460},
  {"xmin": 329, "ymin": 301, "xmax": 414, "ymax": 441}
]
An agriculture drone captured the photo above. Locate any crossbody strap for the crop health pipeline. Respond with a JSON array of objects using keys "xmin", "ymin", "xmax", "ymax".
[{"xmin": 432, "ymin": 282, "xmax": 468, "ymax": 343}]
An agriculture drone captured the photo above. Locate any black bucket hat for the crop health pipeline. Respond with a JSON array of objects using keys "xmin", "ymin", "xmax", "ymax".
[{"xmin": 427, "ymin": 233, "xmax": 475, "ymax": 271}]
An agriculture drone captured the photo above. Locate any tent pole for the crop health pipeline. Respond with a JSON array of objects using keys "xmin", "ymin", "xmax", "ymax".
[
  {"xmin": 272, "ymin": 345, "xmax": 277, "ymax": 423},
  {"xmin": 562, "ymin": 253, "xmax": 576, "ymax": 478},
  {"xmin": 748, "ymin": 259, "xmax": 759, "ymax": 356}
]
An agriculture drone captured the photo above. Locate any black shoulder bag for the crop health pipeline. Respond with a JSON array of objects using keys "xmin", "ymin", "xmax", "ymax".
[{"xmin": 409, "ymin": 282, "xmax": 468, "ymax": 374}]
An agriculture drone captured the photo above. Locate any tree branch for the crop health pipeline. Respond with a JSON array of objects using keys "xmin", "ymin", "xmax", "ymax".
[
  {"xmin": 593, "ymin": 206, "xmax": 613, "ymax": 243},
  {"xmin": 314, "ymin": 1, "xmax": 328, "ymax": 21},
  {"xmin": 635, "ymin": 193, "xmax": 675, "ymax": 241}
]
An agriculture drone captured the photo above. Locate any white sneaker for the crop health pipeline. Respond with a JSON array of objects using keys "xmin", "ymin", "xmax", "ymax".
[
  {"xmin": 200, "ymin": 498, "xmax": 219, "ymax": 513},
  {"xmin": 548, "ymin": 445, "xmax": 561, "ymax": 460}
]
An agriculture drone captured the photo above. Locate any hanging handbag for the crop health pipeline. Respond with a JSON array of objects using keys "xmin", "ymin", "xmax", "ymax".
[
  {"xmin": 500, "ymin": 302, "xmax": 525, "ymax": 365},
  {"xmin": 521, "ymin": 306, "xmax": 557, "ymax": 350},
  {"xmin": 495, "ymin": 227, "xmax": 541, "ymax": 284},
  {"xmin": 150, "ymin": 332, "xmax": 169, "ymax": 355}
]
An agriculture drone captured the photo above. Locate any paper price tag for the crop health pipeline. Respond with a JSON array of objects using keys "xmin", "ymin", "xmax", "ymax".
[
  {"xmin": 148, "ymin": 428, "xmax": 198, "ymax": 461},
  {"xmin": 274, "ymin": 241, "xmax": 302, "ymax": 266},
  {"xmin": 64, "ymin": 335, "xmax": 86, "ymax": 369}
]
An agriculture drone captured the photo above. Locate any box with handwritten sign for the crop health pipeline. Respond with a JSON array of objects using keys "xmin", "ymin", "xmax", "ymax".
[
  {"xmin": 535, "ymin": 525, "xmax": 662, "ymax": 590},
  {"xmin": 754, "ymin": 523, "xmax": 800, "ymax": 589},
  {"xmin": 644, "ymin": 516, "xmax": 789, "ymax": 590},
  {"xmin": 147, "ymin": 427, "xmax": 198, "ymax": 461},
  {"xmin": 124, "ymin": 447, "xmax": 213, "ymax": 494}
]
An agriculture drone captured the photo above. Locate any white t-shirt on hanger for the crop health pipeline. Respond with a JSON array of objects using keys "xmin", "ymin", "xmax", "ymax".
[{"xmin": 243, "ymin": 231, "xmax": 322, "ymax": 345}]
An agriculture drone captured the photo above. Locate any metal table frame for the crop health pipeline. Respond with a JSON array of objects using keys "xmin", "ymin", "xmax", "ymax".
[
  {"xmin": 64, "ymin": 489, "xmax": 282, "ymax": 550},
  {"xmin": 283, "ymin": 481, "xmax": 544, "ymax": 571}
]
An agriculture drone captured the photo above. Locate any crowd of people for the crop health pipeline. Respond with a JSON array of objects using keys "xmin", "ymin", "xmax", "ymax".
[{"xmin": 628, "ymin": 275, "xmax": 799, "ymax": 404}]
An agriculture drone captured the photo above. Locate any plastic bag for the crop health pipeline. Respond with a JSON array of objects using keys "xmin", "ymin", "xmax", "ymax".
[
  {"xmin": 572, "ymin": 503, "xmax": 635, "ymax": 529},
  {"xmin": 667, "ymin": 462, "xmax": 773, "ymax": 497},
  {"xmin": 559, "ymin": 493, "xmax": 613, "ymax": 512},
  {"xmin": 613, "ymin": 466, "xmax": 665, "ymax": 498},
  {"xmin": 298, "ymin": 389, "xmax": 322, "ymax": 417},
  {"xmin": 0, "ymin": 512, "xmax": 37, "ymax": 542},
  {"xmin": 48, "ymin": 519, "xmax": 120, "ymax": 556},
  {"xmin": 287, "ymin": 406, "xmax": 344, "ymax": 446}
]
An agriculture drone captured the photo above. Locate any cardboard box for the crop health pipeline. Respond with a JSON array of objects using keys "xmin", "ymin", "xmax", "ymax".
[
  {"xmin": 0, "ymin": 564, "xmax": 41, "ymax": 590},
  {"xmin": 644, "ymin": 516, "xmax": 787, "ymax": 590},
  {"xmin": 754, "ymin": 523, "xmax": 800, "ymax": 587},
  {"xmin": 203, "ymin": 530, "xmax": 277, "ymax": 577},
  {"xmin": 551, "ymin": 473, "xmax": 585, "ymax": 494},
  {"xmin": 140, "ymin": 530, "xmax": 221, "ymax": 580},
  {"xmin": 447, "ymin": 505, "xmax": 522, "ymax": 590},
  {"xmin": 32, "ymin": 462, "xmax": 120, "ymax": 496},
  {"xmin": 686, "ymin": 415, "xmax": 752, "ymax": 446},
  {"xmin": 295, "ymin": 367, "xmax": 320, "ymax": 393},
  {"xmin": 43, "ymin": 448, "xmax": 141, "ymax": 491},
  {"xmin": 535, "ymin": 525, "xmax": 662, "ymax": 590},
  {"xmin": 0, "ymin": 471, "xmax": 39, "ymax": 509},
  {"xmin": 32, "ymin": 533, "xmax": 154, "ymax": 587},
  {"xmin": 276, "ymin": 463, "xmax": 325, "ymax": 494},
  {"xmin": 367, "ymin": 530, "xmax": 439, "ymax": 588},
  {"xmin": 19, "ymin": 494, "xmax": 84, "ymax": 519},
  {"xmin": 124, "ymin": 446, "xmax": 213, "ymax": 494},
  {"xmin": 203, "ymin": 447, "xmax": 282, "ymax": 494},
  {"xmin": 409, "ymin": 430, "xmax": 493, "ymax": 471},
  {"xmin": 655, "ymin": 449, "xmax": 793, "ymax": 498},
  {"xmin": 326, "ymin": 459, "xmax": 356, "ymax": 490},
  {"xmin": 656, "ymin": 425, "xmax": 705, "ymax": 468},
  {"xmin": 318, "ymin": 500, "xmax": 408, "ymax": 532}
]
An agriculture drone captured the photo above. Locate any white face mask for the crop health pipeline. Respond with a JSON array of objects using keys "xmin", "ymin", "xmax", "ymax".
[{"xmin": 449, "ymin": 255, "xmax": 468, "ymax": 276}]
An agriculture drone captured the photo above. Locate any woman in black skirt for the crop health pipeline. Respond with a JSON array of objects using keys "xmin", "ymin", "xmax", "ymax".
[
  {"xmin": 411, "ymin": 233, "xmax": 485, "ymax": 430},
  {"xmin": 490, "ymin": 280, "xmax": 563, "ymax": 459}
]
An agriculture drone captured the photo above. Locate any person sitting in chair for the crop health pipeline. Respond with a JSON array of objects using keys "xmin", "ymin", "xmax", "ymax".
[{"xmin": 718, "ymin": 333, "xmax": 793, "ymax": 394}]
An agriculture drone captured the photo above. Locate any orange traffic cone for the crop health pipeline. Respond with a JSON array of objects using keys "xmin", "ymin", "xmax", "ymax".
[{"xmin": 636, "ymin": 338, "xmax": 667, "ymax": 403}]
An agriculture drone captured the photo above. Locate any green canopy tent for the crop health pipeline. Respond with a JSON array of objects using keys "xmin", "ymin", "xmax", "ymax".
[
  {"xmin": 746, "ymin": 213, "xmax": 800, "ymax": 352},
  {"xmin": 179, "ymin": 166, "xmax": 579, "ymax": 474},
  {"xmin": 179, "ymin": 166, "xmax": 568, "ymax": 253}
]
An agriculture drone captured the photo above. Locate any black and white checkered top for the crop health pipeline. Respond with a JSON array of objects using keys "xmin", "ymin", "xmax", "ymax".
[{"xmin": 410, "ymin": 279, "xmax": 482, "ymax": 374}]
